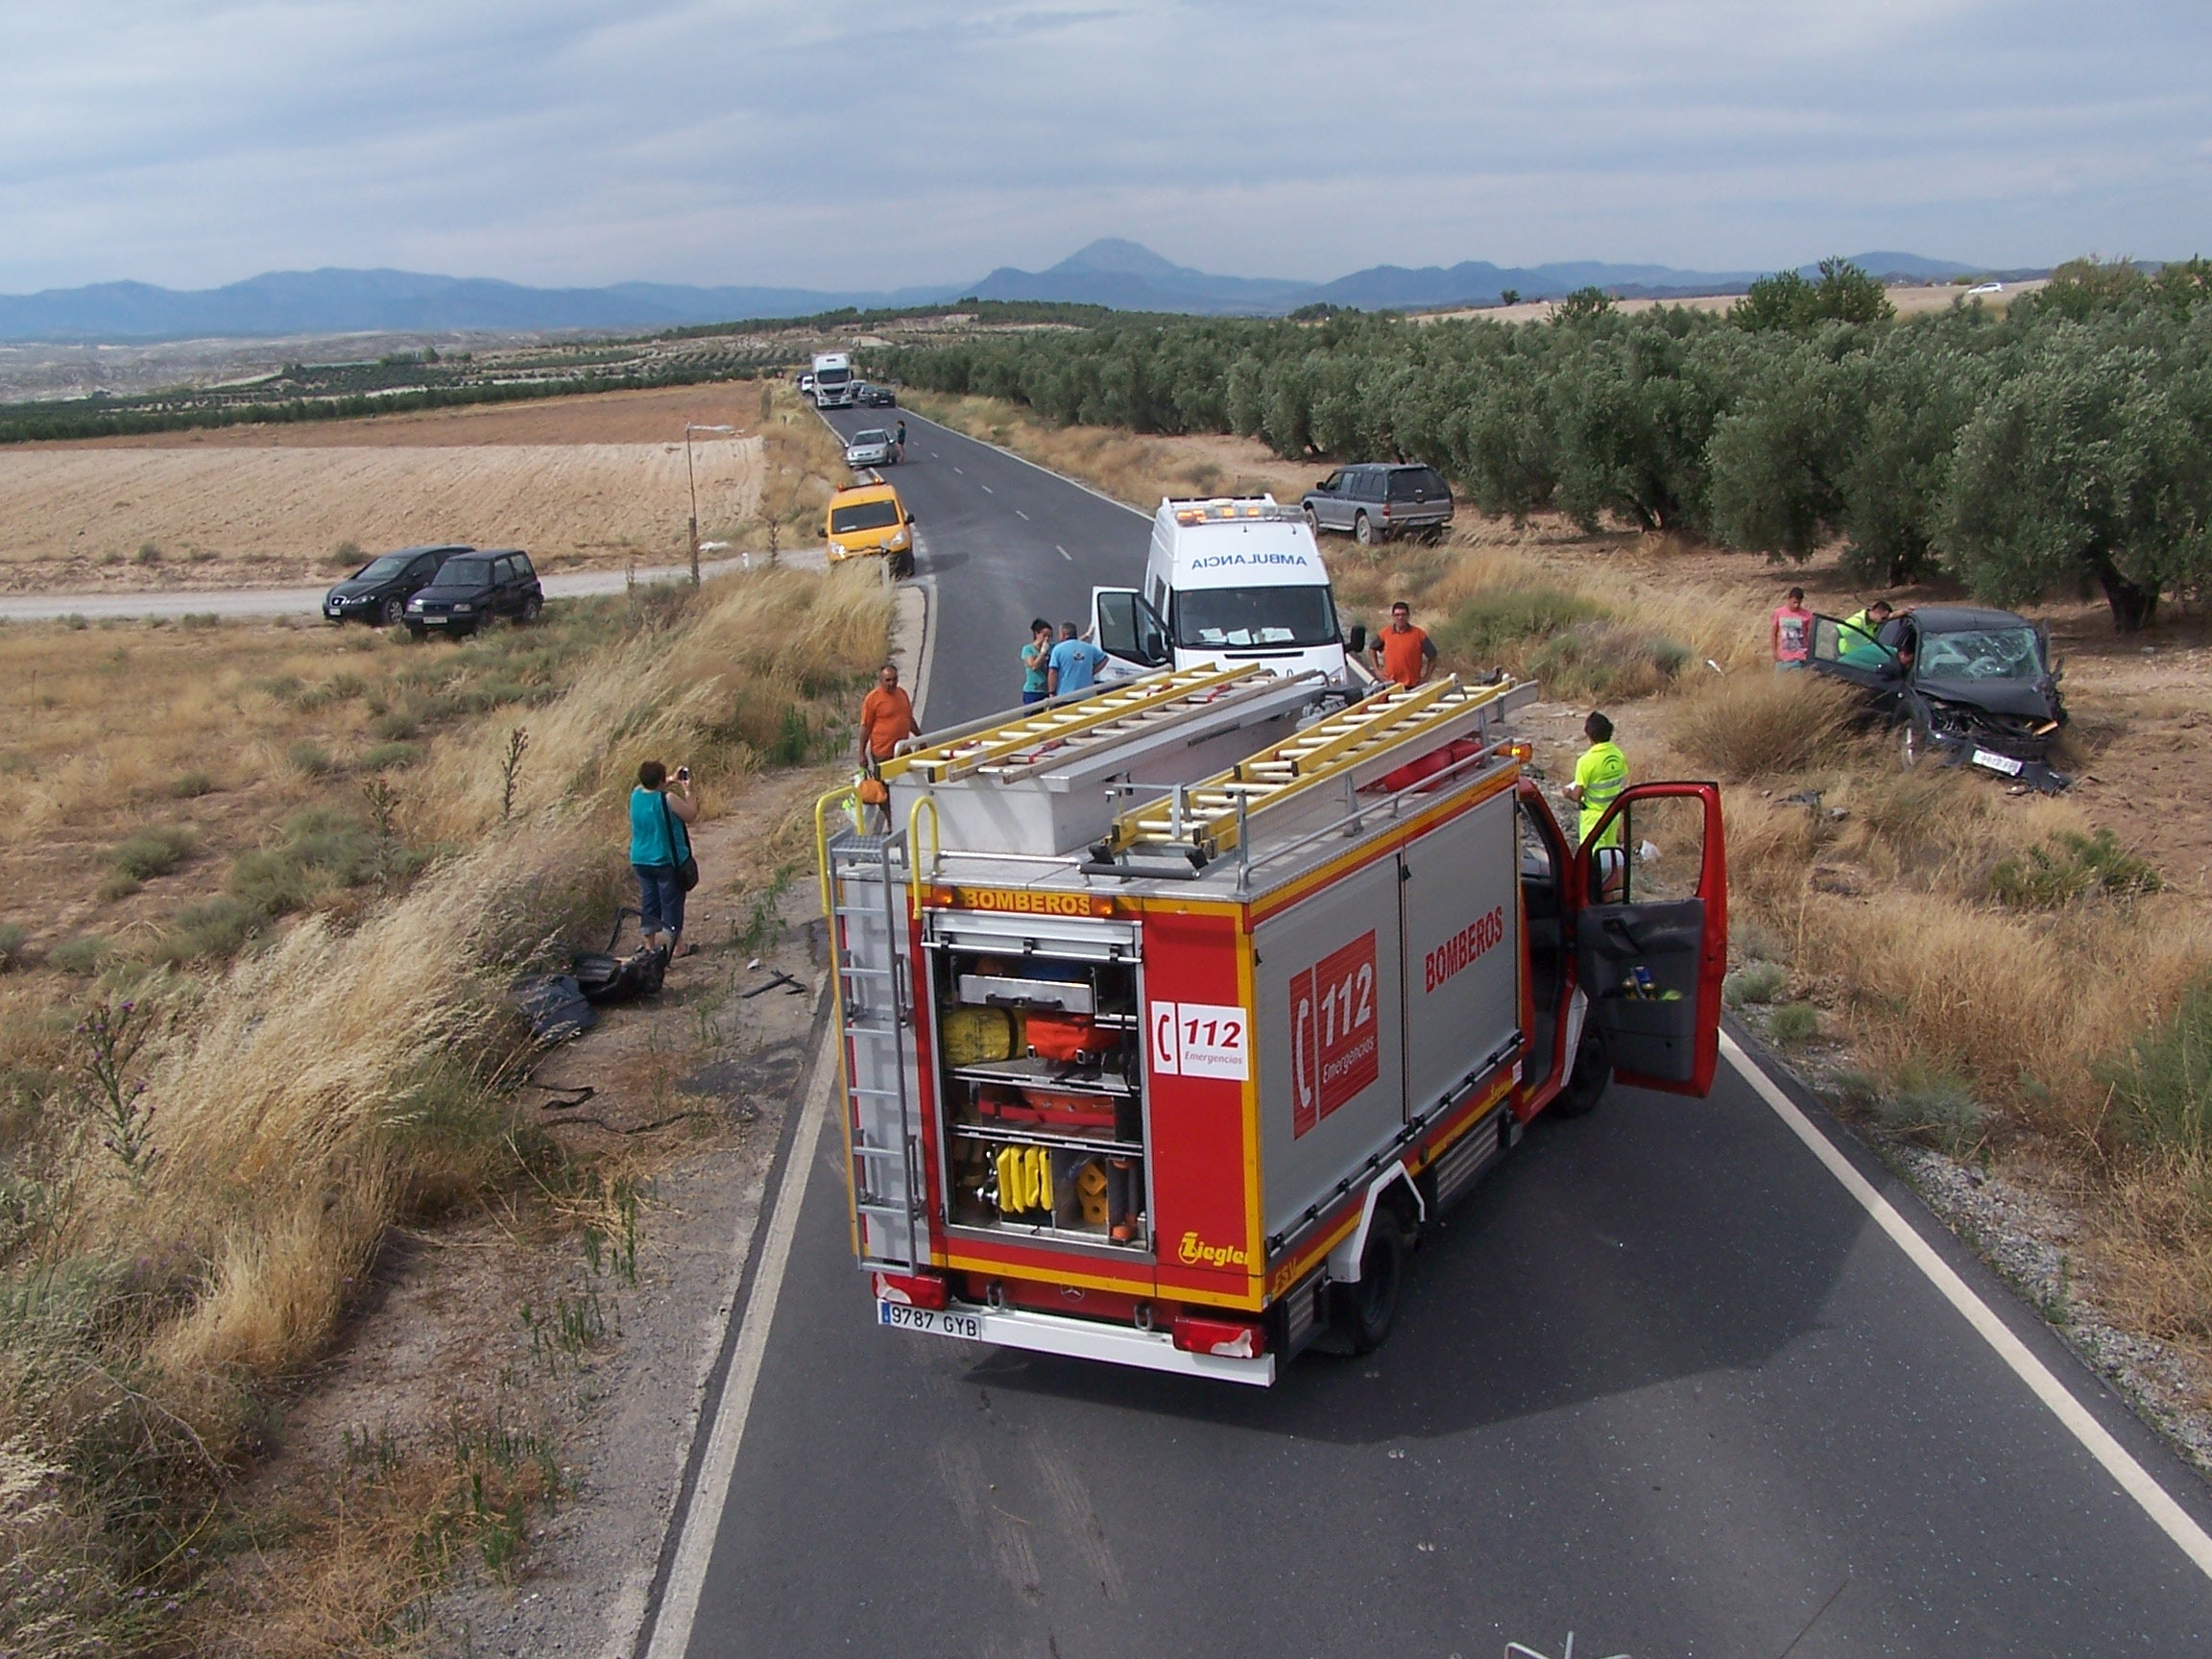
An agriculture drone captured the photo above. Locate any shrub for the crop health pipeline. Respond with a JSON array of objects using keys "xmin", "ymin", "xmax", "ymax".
[
  {"xmin": 361, "ymin": 741, "xmax": 424, "ymax": 772},
  {"xmin": 286, "ymin": 741, "xmax": 336, "ymax": 779},
  {"xmin": 1767, "ymin": 1002, "xmax": 1820, "ymax": 1047},
  {"xmin": 1868, "ymin": 1062, "xmax": 1984, "ymax": 1155},
  {"xmin": 0, "ymin": 921, "xmax": 31, "ymax": 972},
  {"xmin": 132, "ymin": 541, "xmax": 164, "ymax": 565},
  {"xmin": 1523, "ymin": 619, "xmax": 1690, "ymax": 701},
  {"xmin": 1989, "ymin": 828, "xmax": 2160, "ymax": 908},
  {"xmin": 63, "ymin": 614, "xmax": 87, "ymax": 631},
  {"xmin": 49, "ymin": 935, "xmax": 113, "ymax": 975},
  {"xmin": 330, "ymin": 539, "xmax": 364, "ymax": 569},
  {"xmin": 180, "ymin": 613, "xmax": 221, "ymax": 631},
  {"xmin": 372, "ymin": 709, "xmax": 422, "ymax": 742},
  {"xmin": 767, "ymin": 705, "xmax": 812, "ymax": 767},
  {"xmin": 2099, "ymin": 975, "xmax": 2212, "ymax": 1153},
  {"xmin": 170, "ymin": 769, "xmax": 217, "ymax": 799},
  {"xmin": 1671, "ymin": 672, "xmax": 1861, "ymax": 781},
  {"xmin": 108, "ymin": 825, "xmax": 196, "ymax": 880},
  {"xmin": 1439, "ymin": 584, "xmax": 1602, "ymax": 660},
  {"xmin": 156, "ymin": 896, "xmax": 270, "ymax": 964},
  {"xmin": 96, "ymin": 872, "xmax": 142, "ymax": 902},
  {"xmin": 1724, "ymin": 962, "xmax": 1788, "ymax": 1007}
]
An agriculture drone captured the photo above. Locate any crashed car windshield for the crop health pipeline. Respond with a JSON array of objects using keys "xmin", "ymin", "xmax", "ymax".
[{"xmin": 1916, "ymin": 625, "xmax": 2044, "ymax": 683}]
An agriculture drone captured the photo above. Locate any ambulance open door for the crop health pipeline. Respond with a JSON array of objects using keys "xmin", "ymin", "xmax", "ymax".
[{"xmin": 1568, "ymin": 782, "xmax": 1727, "ymax": 1096}]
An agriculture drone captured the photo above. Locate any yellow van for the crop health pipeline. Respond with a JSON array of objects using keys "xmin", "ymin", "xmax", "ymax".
[{"xmin": 825, "ymin": 481, "xmax": 915, "ymax": 579}]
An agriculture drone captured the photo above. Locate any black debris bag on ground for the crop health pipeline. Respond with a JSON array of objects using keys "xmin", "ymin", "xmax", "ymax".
[
  {"xmin": 514, "ymin": 973, "xmax": 598, "ymax": 1044},
  {"xmin": 571, "ymin": 908, "xmax": 671, "ymax": 1007}
]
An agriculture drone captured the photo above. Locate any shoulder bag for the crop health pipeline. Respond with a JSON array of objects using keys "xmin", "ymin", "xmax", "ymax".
[{"xmin": 660, "ymin": 791, "xmax": 699, "ymax": 892}]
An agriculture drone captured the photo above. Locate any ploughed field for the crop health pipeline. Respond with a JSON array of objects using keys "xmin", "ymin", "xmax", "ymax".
[{"xmin": 0, "ymin": 382, "xmax": 777, "ymax": 591}]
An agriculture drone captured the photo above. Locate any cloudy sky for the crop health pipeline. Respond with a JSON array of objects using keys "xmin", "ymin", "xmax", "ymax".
[{"xmin": 1, "ymin": 1, "xmax": 2204, "ymax": 294}]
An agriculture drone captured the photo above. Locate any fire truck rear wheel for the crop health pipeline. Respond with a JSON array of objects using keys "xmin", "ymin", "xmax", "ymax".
[
  {"xmin": 1334, "ymin": 1211, "xmax": 1409, "ymax": 1355},
  {"xmin": 1552, "ymin": 1024, "xmax": 1611, "ymax": 1118}
]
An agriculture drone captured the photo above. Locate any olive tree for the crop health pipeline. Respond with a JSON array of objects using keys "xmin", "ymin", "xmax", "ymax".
[{"xmin": 1945, "ymin": 325, "xmax": 2209, "ymax": 632}]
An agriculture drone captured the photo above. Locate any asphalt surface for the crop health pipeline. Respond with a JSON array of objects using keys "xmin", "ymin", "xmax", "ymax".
[
  {"xmin": 667, "ymin": 408, "xmax": 2212, "ymax": 1657},
  {"xmin": 0, "ymin": 555, "xmax": 756, "ymax": 622}
]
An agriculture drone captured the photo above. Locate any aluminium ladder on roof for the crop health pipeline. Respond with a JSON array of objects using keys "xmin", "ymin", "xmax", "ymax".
[
  {"xmin": 885, "ymin": 663, "xmax": 1279, "ymax": 785},
  {"xmin": 826, "ymin": 830, "xmax": 925, "ymax": 1273},
  {"xmin": 1101, "ymin": 675, "xmax": 1521, "ymax": 864}
]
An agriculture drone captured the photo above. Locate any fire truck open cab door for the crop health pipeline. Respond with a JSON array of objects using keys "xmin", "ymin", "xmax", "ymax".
[{"xmin": 1569, "ymin": 782, "xmax": 1727, "ymax": 1096}]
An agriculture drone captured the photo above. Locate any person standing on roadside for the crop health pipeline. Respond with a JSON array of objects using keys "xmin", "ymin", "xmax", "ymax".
[
  {"xmin": 630, "ymin": 760, "xmax": 697, "ymax": 955},
  {"xmin": 1047, "ymin": 621, "xmax": 1108, "ymax": 699},
  {"xmin": 1020, "ymin": 617, "xmax": 1053, "ymax": 705},
  {"xmin": 1771, "ymin": 586, "xmax": 1814, "ymax": 670},
  {"xmin": 1562, "ymin": 711, "xmax": 1629, "ymax": 901},
  {"xmin": 895, "ymin": 418, "xmax": 907, "ymax": 461},
  {"xmin": 1368, "ymin": 600, "xmax": 1437, "ymax": 689}
]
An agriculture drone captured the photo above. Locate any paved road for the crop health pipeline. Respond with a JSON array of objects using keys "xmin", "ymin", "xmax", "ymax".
[
  {"xmin": 658, "ymin": 410, "xmax": 2212, "ymax": 1657},
  {"xmin": 0, "ymin": 556, "xmax": 757, "ymax": 622}
]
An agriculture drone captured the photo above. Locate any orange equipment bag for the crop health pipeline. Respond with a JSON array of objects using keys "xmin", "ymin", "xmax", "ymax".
[
  {"xmin": 1027, "ymin": 1014, "xmax": 1112, "ymax": 1062},
  {"xmin": 857, "ymin": 775, "xmax": 890, "ymax": 806}
]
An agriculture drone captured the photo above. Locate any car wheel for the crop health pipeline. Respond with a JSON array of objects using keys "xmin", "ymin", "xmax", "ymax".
[
  {"xmin": 521, "ymin": 594, "xmax": 542, "ymax": 624},
  {"xmin": 1303, "ymin": 504, "xmax": 1321, "ymax": 535},
  {"xmin": 1333, "ymin": 1207, "xmax": 1409, "ymax": 1355},
  {"xmin": 1551, "ymin": 1022, "xmax": 1610, "ymax": 1118},
  {"xmin": 377, "ymin": 595, "xmax": 404, "ymax": 627},
  {"xmin": 1354, "ymin": 512, "xmax": 1376, "ymax": 547}
]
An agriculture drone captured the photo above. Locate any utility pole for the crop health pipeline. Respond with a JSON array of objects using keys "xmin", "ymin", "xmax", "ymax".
[{"xmin": 684, "ymin": 423, "xmax": 734, "ymax": 588}]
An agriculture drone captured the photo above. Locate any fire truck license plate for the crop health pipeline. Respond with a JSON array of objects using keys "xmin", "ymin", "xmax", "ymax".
[
  {"xmin": 1970, "ymin": 748, "xmax": 2024, "ymax": 777},
  {"xmin": 878, "ymin": 1302, "xmax": 983, "ymax": 1340}
]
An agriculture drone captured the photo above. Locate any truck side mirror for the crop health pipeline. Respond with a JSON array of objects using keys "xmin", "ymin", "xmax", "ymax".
[{"xmin": 1347, "ymin": 624, "xmax": 1367, "ymax": 655}]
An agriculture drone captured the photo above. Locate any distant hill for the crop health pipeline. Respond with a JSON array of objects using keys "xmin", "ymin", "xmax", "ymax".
[{"xmin": 0, "ymin": 242, "xmax": 2022, "ymax": 342}]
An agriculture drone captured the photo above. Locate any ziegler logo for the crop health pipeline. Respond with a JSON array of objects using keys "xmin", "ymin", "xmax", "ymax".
[
  {"xmin": 1425, "ymin": 905, "xmax": 1506, "ymax": 994},
  {"xmin": 1178, "ymin": 1231, "xmax": 1250, "ymax": 1269}
]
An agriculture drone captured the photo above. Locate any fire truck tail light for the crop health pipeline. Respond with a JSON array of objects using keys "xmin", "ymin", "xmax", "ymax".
[
  {"xmin": 1171, "ymin": 1314, "xmax": 1265, "ymax": 1358},
  {"xmin": 873, "ymin": 1271, "xmax": 950, "ymax": 1310}
]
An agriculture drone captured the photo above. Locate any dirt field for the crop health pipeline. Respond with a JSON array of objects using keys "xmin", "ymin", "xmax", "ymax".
[{"xmin": 0, "ymin": 381, "xmax": 788, "ymax": 589}]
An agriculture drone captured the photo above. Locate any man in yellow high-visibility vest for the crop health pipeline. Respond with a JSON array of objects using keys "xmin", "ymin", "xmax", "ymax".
[{"xmin": 1564, "ymin": 710, "xmax": 1629, "ymax": 901}]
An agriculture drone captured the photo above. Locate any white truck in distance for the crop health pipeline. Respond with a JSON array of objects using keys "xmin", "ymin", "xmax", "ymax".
[
  {"xmin": 810, "ymin": 351, "xmax": 855, "ymax": 410},
  {"xmin": 1090, "ymin": 497, "xmax": 1366, "ymax": 698}
]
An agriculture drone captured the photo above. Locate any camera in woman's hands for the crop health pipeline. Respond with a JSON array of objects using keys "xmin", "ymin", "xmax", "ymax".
[{"xmin": 676, "ymin": 766, "xmax": 690, "ymax": 782}]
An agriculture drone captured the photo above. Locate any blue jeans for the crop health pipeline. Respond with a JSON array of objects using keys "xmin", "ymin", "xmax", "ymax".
[
  {"xmin": 635, "ymin": 864, "xmax": 685, "ymax": 944},
  {"xmin": 1022, "ymin": 688, "xmax": 1047, "ymax": 705}
]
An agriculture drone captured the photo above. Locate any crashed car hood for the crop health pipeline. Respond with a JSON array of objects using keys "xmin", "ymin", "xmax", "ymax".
[{"xmin": 1915, "ymin": 675, "xmax": 2061, "ymax": 720}]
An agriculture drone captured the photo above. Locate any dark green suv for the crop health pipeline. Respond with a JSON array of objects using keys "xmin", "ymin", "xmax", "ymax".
[{"xmin": 404, "ymin": 548, "xmax": 542, "ymax": 639}]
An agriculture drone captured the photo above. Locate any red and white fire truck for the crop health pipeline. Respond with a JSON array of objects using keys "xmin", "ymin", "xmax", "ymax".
[{"xmin": 817, "ymin": 664, "xmax": 1726, "ymax": 1385}]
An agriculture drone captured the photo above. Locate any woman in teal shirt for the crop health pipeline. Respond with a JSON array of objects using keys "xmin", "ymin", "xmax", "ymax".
[{"xmin": 630, "ymin": 759, "xmax": 697, "ymax": 952}]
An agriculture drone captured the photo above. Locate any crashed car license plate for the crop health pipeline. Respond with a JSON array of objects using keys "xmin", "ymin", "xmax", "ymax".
[
  {"xmin": 1970, "ymin": 748, "xmax": 2025, "ymax": 777},
  {"xmin": 878, "ymin": 1301, "xmax": 982, "ymax": 1340}
]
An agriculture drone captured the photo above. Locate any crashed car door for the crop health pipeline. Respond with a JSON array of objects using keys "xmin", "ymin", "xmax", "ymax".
[
  {"xmin": 1810, "ymin": 613, "xmax": 1904, "ymax": 699},
  {"xmin": 1569, "ymin": 783, "xmax": 1728, "ymax": 1096}
]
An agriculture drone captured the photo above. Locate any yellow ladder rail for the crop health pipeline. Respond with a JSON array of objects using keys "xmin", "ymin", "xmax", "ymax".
[
  {"xmin": 886, "ymin": 663, "xmax": 1262, "ymax": 783},
  {"xmin": 1104, "ymin": 675, "xmax": 1516, "ymax": 859}
]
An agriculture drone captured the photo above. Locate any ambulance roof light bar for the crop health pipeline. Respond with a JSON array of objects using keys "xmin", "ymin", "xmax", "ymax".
[
  {"xmin": 1094, "ymin": 675, "xmax": 1524, "ymax": 869},
  {"xmin": 1163, "ymin": 494, "xmax": 1300, "ymax": 526}
]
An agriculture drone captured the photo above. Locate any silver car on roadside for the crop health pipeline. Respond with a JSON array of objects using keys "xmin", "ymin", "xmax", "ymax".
[{"xmin": 844, "ymin": 428, "xmax": 896, "ymax": 469}]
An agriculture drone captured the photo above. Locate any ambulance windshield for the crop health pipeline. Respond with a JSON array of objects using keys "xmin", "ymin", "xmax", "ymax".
[{"xmin": 1174, "ymin": 585, "xmax": 1339, "ymax": 649}]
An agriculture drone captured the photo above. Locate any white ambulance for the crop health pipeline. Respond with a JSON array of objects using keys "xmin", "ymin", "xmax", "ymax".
[{"xmin": 1089, "ymin": 498, "xmax": 1365, "ymax": 695}]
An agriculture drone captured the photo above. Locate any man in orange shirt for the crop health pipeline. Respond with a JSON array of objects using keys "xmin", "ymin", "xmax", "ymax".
[
  {"xmin": 1368, "ymin": 601, "xmax": 1437, "ymax": 688},
  {"xmin": 857, "ymin": 661, "xmax": 919, "ymax": 766}
]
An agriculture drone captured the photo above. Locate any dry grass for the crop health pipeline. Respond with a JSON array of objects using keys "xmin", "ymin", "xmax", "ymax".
[
  {"xmin": 0, "ymin": 554, "xmax": 886, "ymax": 1649},
  {"xmin": 1670, "ymin": 671, "xmax": 1864, "ymax": 781}
]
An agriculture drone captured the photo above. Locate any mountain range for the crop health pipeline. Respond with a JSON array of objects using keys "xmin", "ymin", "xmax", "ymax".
[{"xmin": 0, "ymin": 240, "xmax": 2001, "ymax": 342}]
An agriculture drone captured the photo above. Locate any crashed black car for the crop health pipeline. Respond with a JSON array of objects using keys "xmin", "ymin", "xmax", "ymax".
[{"xmin": 1809, "ymin": 604, "xmax": 2071, "ymax": 790}]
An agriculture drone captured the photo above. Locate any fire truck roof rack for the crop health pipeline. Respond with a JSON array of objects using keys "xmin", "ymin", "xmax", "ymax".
[
  {"xmin": 1088, "ymin": 674, "xmax": 1531, "ymax": 875},
  {"xmin": 886, "ymin": 663, "xmax": 1310, "ymax": 786}
]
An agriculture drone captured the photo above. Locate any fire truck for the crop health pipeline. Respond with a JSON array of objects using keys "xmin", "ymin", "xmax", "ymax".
[{"xmin": 817, "ymin": 666, "xmax": 1727, "ymax": 1385}]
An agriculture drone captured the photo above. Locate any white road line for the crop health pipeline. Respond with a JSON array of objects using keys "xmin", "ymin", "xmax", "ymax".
[
  {"xmin": 952, "ymin": 466, "xmax": 964, "ymax": 475},
  {"xmin": 1722, "ymin": 1032, "xmax": 2212, "ymax": 1583},
  {"xmin": 1055, "ymin": 544, "xmax": 1072, "ymax": 562},
  {"xmin": 901, "ymin": 409, "xmax": 1149, "ymax": 521},
  {"xmin": 979, "ymin": 483, "xmax": 993, "ymax": 494},
  {"xmin": 645, "ymin": 1046, "xmax": 834, "ymax": 1659},
  {"xmin": 1015, "ymin": 509, "xmax": 1028, "ymax": 521}
]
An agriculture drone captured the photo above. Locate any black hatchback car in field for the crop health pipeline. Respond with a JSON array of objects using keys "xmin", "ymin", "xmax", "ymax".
[
  {"xmin": 1809, "ymin": 603, "xmax": 2071, "ymax": 790},
  {"xmin": 404, "ymin": 548, "xmax": 543, "ymax": 638},
  {"xmin": 324, "ymin": 543, "xmax": 471, "ymax": 627}
]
